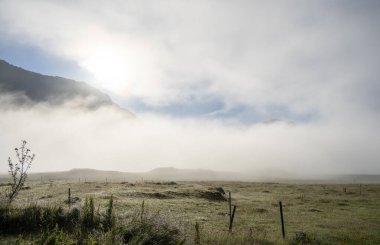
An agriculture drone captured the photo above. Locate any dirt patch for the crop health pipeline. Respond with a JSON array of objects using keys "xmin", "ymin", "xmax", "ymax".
[
  {"xmin": 309, "ymin": 208, "xmax": 322, "ymax": 212},
  {"xmin": 318, "ymin": 199, "xmax": 330, "ymax": 203},
  {"xmin": 197, "ymin": 191, "xmax": 226, "ymax": 201},
  {"xmin": 39, "ymin": 195, "xmax": 53, "ymax": 199},
  {"xmin": 254, "ymin": 208, "xmax": 267, "ymax": 213},
  {"xmin": 153, "ymin": 181, "xmax": 178, "ymax": 185},
  {"xmin": 128, "ymin": 189, "xmax": 226, "ymax": 201},
  {"xmin": 164, "ymin": 191, "xmax": 191, "ymax": 198},
  {"xmin": 131, "ymin": 192, "xmax": 173, "ymax": 199},
  {"xmin": 338, "ymin": 202, "xmax": 349, "ymax": 206}
]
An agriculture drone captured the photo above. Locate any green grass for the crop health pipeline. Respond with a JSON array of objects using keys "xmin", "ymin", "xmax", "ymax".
[{"xmin": 1, "ymin": 180, "xmax": 380, "ymax": 244}]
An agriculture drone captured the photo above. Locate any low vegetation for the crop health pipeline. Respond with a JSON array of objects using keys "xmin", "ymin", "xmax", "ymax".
[
  {"xmin": 0, "ymin": 179, "xmax": 379, "ymax": 244},
  {"xmin": 0, "ymin": 195, "xmax": 184, "ymax": 244},
  {"xmin": 1, "ymin": 143, "xmax": 379, "ymax": 244}
]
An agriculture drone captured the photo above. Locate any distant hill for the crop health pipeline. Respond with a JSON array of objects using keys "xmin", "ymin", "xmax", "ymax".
[
  {"xmin": 25, "ymin": 168, "xmax": 140, "ymax": 182},
  {"xmin": 1, "ymin": 167, "xmax": 379, "ymax": 183},
  {"xmin": 0, "ymin": 59, "xmax": 130, "ymax": 112},
  {"xmin": 0, "ymin": 167, "xmax": 248, "ymax": 182},
  {"xmin": 145, "ymin": 167, "xmax": 243, "ymax": 181}
]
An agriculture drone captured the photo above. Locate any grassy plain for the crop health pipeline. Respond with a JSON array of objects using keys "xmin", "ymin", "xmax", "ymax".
[{"xmin": 1, "ymin": 180, "xmax": 380, "ymax": 244}]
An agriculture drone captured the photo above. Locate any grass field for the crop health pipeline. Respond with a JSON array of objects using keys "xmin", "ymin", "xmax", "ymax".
[{"xmin": 1, "ymin": 180, "xmax": 380, "ymax": 244}]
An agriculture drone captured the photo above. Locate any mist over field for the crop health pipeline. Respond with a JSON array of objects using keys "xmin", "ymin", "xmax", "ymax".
[
  {"xmin": 1, "ymin": 2, "xmax": 380, "ymax": 244},
  {"xmin": 0, "ymin": 92, "xmax": 379, "ymax": 176},
  {"xmin": 0, "ymin": 1, "xmax": 380, "ymax": 177}
]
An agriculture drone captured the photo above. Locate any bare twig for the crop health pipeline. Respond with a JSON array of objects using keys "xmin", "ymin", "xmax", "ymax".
[{"xmin": 5, "ymin": 140, "xmax": 35, "ymax": 206}]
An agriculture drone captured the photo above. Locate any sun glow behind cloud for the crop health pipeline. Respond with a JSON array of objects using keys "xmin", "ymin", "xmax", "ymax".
[
  {"xmin": 1, "ymin": 0, "xmax": 379, "ymax": 118},
  {"xmin": 0, "ymin": 1, "xmax": 380, "ymax": 174},
  {"xmin": 80, "ymin": 45, "xmax": 127, "ymax": 92},
  {"xmin": 78, "ymin": 40, "xmax": 158, "ymax": 97}
]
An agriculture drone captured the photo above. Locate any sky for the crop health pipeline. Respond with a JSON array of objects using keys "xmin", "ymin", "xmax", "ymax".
[{"xmin": 0, "ymin": 0, "xmax": 380, "ymax": 175}]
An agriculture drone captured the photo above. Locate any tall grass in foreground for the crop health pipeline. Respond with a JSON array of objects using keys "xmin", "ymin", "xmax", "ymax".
[
  {"xmin": 0, "ymin": 197, "xmax": 185, "ymax": 244},
  {"xmin": 122, "ymin": 201, "xmax": 185, "ymax": 245}
]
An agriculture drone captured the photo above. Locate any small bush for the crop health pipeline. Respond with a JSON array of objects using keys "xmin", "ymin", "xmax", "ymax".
[
  {"xmin": 0, "ymin": 205, "xmax": 39, "ymax": 233},
  {"xmin": 214, "ymin": 187, "xmax": 225, "ymax": 195},
  {"xmin": 22, "ymin": 205, "xmax": 43, "ymax": 229},
  {"xmin": 5, "ymin": 140, "xmax": 35, "ymax": 206},
  {"xmin": 197, "ymin": 190, "xmax": 226, "ymax": 201},
  {"xmin": 40, "ymin": 206, "xmax": 66, "ymax": 229},
  {"xmin": 67, "ymin": 207, "xmax": 81, "ymax": 228},
  {"xmin": 103, "ymin": 195, "xmax": 116, "ymax": 231},
  {"xmin": 44, "ymin": 225, "xmax": 71, "ymax": 245},
  {"xmin": 122, "ymin": 204, "xmax": 185, "ymax": 245},
  {"xmin": 0, "ymin": 205, "xmax": 70, "ymax": 234},
  {"xmin": 82, "ymin": 197, "xmax": 96, "ymax": 230}
]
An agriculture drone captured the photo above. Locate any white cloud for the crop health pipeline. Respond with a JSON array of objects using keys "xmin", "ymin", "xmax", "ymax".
[
  {"xmin": 0, "ymin": 1, "xmax": 379, "ymax": 175},
  {"xmin": 1, "ymin": 0, "xmax": 379, "ymax": 119}
]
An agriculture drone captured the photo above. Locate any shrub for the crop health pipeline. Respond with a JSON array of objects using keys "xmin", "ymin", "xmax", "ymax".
[
  {"xmin": 122, "ymin": 203, "xmax": 185, "ymax": 245},
  {"xmin": 5, "ymin": 140, "xmax": 35, "ymax": 207},
  {"xmin": 40, "ymin": 206, "xmax": 66, "ymax": 230},
  {"xmin": 0, "ymin": 205, "xmax": 82, "ymax": 234},
  {"xmin": 44, "ymin": 224, "xmax": 71, "ymax": 245},
  {"xmin": 66, "ymin": 207, "xmax": 81, "ymax": 228},
  {"xmin": 22, "ymin": 205, "xmax": 43, "ymax": 230},
  {"xmin": 82, "ymin": 197, "xmax": 96, "ymax": 230},
  {"xmin": 0, "ymin": 205, "xmax": 42, "ymax": 234},
  {"xmin": 103, "ymin": 195, "xmax": 116, "ymax": 231}
]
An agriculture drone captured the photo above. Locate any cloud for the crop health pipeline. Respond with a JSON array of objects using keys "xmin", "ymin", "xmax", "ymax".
[
  {"xmin": 1, "ymin": 0, "xmax": 379, "ymax": 120},
  {"xmin": 0, "ymin": 95, "xmax": 379, "ymax": 175},
  {"xmin": 0, "ymin": 1, "xmax": 379, "ymax": 175}
]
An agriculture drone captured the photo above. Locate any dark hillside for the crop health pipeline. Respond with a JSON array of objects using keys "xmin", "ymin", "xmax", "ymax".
[{"xmin": 0, "ymin": 59, "xmax": 122, "ymax": 110}]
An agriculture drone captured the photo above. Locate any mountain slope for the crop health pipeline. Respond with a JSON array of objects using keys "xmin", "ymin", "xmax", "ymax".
[{"xmin": 0, "ymin": 59, "xmax": 124, "ymax": 110}]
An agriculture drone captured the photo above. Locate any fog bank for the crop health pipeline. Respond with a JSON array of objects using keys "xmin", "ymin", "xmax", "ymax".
[{"xmin": 1, "ymin": 95, "xmax": 379, "ymax": 176}]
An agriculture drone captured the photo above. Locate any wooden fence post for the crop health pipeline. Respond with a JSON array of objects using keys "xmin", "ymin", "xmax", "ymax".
[
  {"xmin": 68, "ymin": 188, "xmax": 71, "ymax": 207},
  {"xmin": 228, "ymin": 192, "xmax": 232, "ymax": 225},
  {"xmin": 229, "ymin": 205, "xmax": 237, "ymax": 232},
  {"xmin": 194, "ymin": 221, "xmax": 200, "ymax": 244},
  {"xmin": 279, "ymin": 201, "xmax": 285, "ymax": 239}
]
